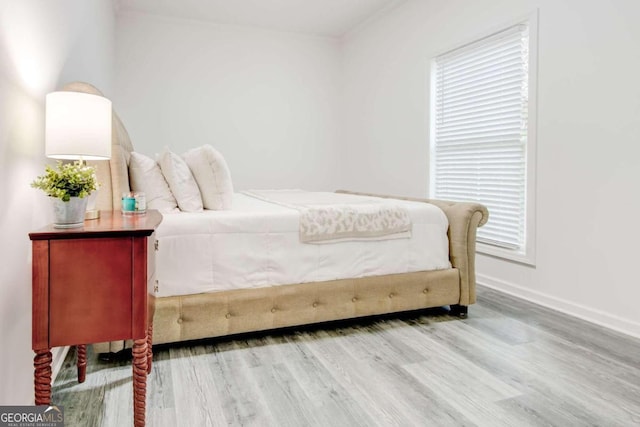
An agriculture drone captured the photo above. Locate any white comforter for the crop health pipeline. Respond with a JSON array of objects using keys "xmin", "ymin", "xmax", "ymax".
[{"xmin": 155, "ymin": 191, "xmax": 450, "ymax": 297}]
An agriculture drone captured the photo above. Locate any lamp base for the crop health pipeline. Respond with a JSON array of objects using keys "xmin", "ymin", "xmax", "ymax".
[{"xmin": 85, "ymin": 209, "xmax": 100, "ymax": 220}]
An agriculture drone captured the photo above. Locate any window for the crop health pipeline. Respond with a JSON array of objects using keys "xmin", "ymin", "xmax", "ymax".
[{"xmin": 430, "ymin": 16, "xmax": 537, "ymax": 265}]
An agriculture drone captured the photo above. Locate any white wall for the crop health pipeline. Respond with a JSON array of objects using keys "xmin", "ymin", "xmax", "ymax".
[
  {"xmin": 342, "ymin": 0, "xmax": 640, "ymax": 337},
  {"xmin": 0, "ymin": 0, "xmax": 115, "ymax": 404},
  {"xmin": 115, "ymin": 12, "xmax": 343, "ymax": 191}
]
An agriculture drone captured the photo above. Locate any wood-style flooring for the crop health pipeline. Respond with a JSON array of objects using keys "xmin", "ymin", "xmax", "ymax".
[{"xmin": 52, "ymin": 286, "xmax": 640, "ymax": 426}]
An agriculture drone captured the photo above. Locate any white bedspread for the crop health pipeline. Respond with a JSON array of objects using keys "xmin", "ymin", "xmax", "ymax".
[{"xmin": 155, "ymin": 192, "xmax": 450, "ymax": 297}]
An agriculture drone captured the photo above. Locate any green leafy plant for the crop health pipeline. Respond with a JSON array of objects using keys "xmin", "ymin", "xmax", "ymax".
[{"xmin": 31, "ymin": 161, "xmax": 97, "ymax": 202}]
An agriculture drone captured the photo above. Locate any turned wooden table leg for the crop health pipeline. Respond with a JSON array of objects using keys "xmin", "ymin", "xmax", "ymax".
[
  {"xmin": 77, "ymin": 344, "xmax": 87, "ymax": 383},
  {"xmin": 132, "ymin": 337, "xmax": 148, "ymax": 427},
  {"xmin": 146, "ymin": 323, "xmax": 153, "ymax": 374},
  {"xmin": 34, "ymin": 349, "xmax": 52, "ymax": 405}
]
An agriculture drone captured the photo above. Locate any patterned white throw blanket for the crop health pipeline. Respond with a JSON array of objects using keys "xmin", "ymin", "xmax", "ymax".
[{"xmin": 243, "ymin": 190, "xmax": 412, "ymax": 243}]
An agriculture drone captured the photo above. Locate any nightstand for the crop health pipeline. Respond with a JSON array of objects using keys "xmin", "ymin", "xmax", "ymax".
[{"xmin": 29, "ymin": 210, "xmax": 162, "ymax": 427}]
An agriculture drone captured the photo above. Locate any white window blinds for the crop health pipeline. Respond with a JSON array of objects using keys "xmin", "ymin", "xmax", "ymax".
[{"xmin": 432, "ymin": 23, "xmax": 530, "ymax": 250}]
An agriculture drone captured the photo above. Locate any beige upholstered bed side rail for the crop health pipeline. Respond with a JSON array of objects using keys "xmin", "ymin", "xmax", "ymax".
[{"xmin": 335, "ymin": 190, "xmax": 488, "ymax": 306}]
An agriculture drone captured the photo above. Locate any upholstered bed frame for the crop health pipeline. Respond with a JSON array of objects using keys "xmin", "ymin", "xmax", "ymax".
[{"xmin": 65, "ymin": 83, "xmax": 488, "ymax": 353}]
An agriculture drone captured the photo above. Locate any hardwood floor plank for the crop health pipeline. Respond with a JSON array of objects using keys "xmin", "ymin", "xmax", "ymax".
[
  {"xmin": 51, "ymin": 286, "xmax": 640, "ymax": 426},
  {"xmin": 477, "ymin": 287, "xmax": 640, "ymax": 368},
  {"xmin": 208, "ymin": 340, "xmax": 278, "ymax": 426},
  {"xmin": 168, "ymin": 345, "xmax": 227, "ymax": 427},
  {"xmin": 265, "ymin": 335, "xmax": 376, "ymax": 427},
  {"xmin": 147, "ymin": 408, "xmax": 178, "ymax": 427},
  {"xmin": 99, "ymin": 368, "xmax": 134, "ymax": 427},
  {"xmin": 324, "ymin": 324, "xmax": 478, "ymax": 425},
  {"xmin": 466, "ymin": 298, "xmax": 640, "ymax": 417},
  {"xmin": 384, "ymin": 321, "xmax": 524, "ymax": 426},
  {"xmin": 432, "ymin": 315, "xmax": 640, "ymax": 424},
  {"xmin": 302, "ymin": 328, "xmax": 470, "ymax": 426},
  {"xmin": 147, "ymin": 345, "xmax": 176, "ymax": 411}
]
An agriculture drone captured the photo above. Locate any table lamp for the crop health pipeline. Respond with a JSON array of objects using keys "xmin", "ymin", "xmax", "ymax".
[{"xmin": 45, "ymin": 91, "xmax": 112, "ymax": 219}]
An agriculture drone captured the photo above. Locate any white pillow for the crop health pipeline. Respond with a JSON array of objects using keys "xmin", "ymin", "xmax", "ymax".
[
  {"xmin": 157, "ymin": 147, "xmax": 203, "ymax": 212},
  {"xmin": 183, "ymin": 145, "xmax": 233, "ymax": 210},
  {"xmin": 128, "ymin": 152, "xmax": 179, "ymax": 213}
]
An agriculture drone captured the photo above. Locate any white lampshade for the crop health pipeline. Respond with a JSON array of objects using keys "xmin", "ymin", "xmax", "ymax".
[{"xmin": 45, "ymin": 91, "xmax": 112, "ymax": 160}]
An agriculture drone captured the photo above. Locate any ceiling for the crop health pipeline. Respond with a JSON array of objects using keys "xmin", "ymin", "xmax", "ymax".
[{"xmin": 116, "ymin": 0, "xmax": 404, "ymax": 38}]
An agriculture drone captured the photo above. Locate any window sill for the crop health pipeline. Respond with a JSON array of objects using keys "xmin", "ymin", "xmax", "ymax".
[{"xmin": 477, "ymin": 241, "xmax": 536, "ymax": 266}]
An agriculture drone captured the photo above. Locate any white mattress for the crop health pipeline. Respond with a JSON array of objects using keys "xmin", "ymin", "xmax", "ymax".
[{"xmin": 155, "ymin": 192, "xmax": 450, "ymax": 297}]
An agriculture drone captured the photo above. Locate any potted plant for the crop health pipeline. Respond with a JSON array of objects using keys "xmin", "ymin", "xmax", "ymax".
[{"xmin": 31, "ymin": 161, "xmax": 97, "ymax": 228}]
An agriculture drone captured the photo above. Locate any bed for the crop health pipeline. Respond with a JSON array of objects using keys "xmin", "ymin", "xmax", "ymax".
[{"xmin": 65, "ymin": 82, "xmax": 488, "ymax": 353}]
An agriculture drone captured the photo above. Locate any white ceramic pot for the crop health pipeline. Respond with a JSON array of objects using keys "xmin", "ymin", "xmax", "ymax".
[{"xmin": 52, "ymin": 196, "xmax": 88, "ymax": 228}]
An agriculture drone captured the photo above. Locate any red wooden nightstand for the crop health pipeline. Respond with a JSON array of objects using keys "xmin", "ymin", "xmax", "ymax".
[{"xmin": 29, "ymin": 210, "xmax": 162, "ymax": 427}]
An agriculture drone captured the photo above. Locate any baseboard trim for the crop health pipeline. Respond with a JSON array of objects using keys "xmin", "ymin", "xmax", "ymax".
[
  {"xmin": 477, "ymin": 273, "xmax": 640, "ymax": 340},
  {"xmin": 51, "ymin": 347, "xmax": 69, "ymax": 385}
]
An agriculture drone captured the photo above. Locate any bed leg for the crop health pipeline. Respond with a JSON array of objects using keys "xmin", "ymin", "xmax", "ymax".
[{"xmin": 450, "ymin": 304, "xmax": 468, "ymax": 318}]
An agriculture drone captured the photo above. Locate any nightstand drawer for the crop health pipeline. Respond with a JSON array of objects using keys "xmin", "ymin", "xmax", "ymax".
[{"xmin": 49, "ymin": 238, "xmax": 133, "ymax": 346}]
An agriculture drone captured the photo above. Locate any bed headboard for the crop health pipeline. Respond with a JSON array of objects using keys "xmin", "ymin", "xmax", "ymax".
[{"xmin": 62, "ymin": 82, "xmax": 132, "ymax": 211}]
